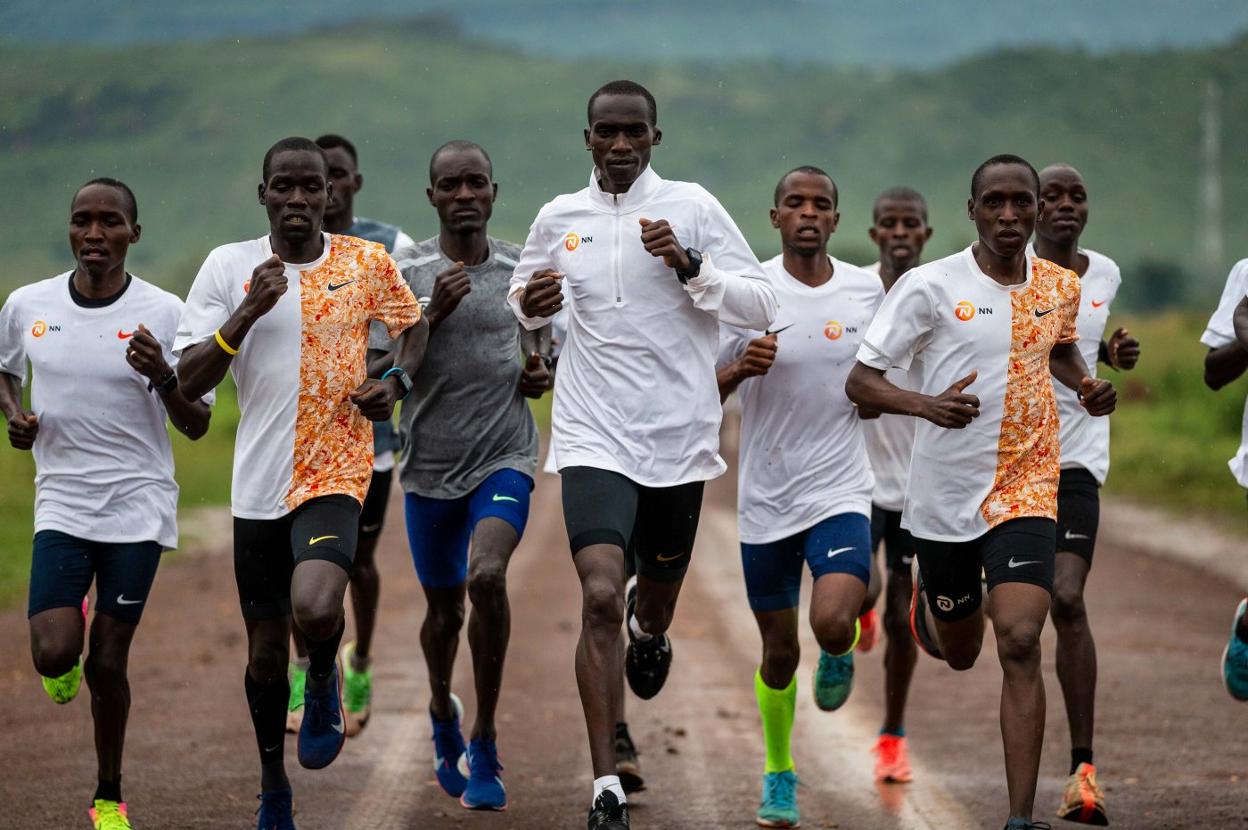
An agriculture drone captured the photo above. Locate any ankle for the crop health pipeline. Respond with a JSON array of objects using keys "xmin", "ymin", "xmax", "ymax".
[
  {"xmin": 1071, "ymin": 747, "xmax": 1093, "ymax": 774},
  {"xmin": 94, "ymin": 777, "xmax": 122, "ymax": 803}
]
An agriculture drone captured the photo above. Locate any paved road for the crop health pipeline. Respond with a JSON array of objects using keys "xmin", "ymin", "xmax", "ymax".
[{"xmin": 4, "ymin": 461, "xmax": 1247, "ymax": 828}]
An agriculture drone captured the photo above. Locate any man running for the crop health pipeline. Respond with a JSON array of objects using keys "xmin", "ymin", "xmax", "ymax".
[
  {"xmin": 1030, "ymin": 163, "xmax": 1139, "ymax": 825},
  {"xmin": 716, "ymin": 166, "xmax": 881, "ymax": 828},
  {"xmin": 860, "ymin": 186, "xmax": 933, "ymax": 786},
  {"xmin": 382, "ymin": 139, "xmax": 551, "ymax": 811},
  {"xmin": 1204, "ymin": 259, "xmax": 1248, "ymax": 701},
  {"xmin": 0, "ymin": 178, "xmax": 212, "ymax": 830},
  {"xmin": 281, "ymin": 134, "xmax": 419, "ymax": 738},
  {"xmin": 510, "ymin": 80, "xmax": 776, "ymax": 829},
  {"xmin": 174, "ymin": 137, "xmax": 425, "ymax": 829},
  {"xmin": 846, "ymin": 154, "xmax": 1116, "ymax": 830}
]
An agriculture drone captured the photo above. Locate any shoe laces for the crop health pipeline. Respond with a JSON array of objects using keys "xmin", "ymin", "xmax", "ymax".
[
  {"xmin": 432, "ymin": 714, "xmax": 465, "ymax": 763},
  {"xmin": 255, "ymin": 791, "xmax": 294, "ymax": 830},
  {"xmin": 92, "ymin": 801, "xmax": 131, "ymax": 830},
  {"xmin": 304, "ymin": 687, "xmax": 339, "ymax": 733},
  {"xmin": 764, "ymin": 771, "xmax": 798, "ymax": 807},
  {"xmin": 590, "ymin": 790, "xmax": 628, "ymax": 823},
  {"xmin": 469, "ymin": 739, "xmax": 503, "ymax": 778},
  {"xmin": 634, "ymin": 633, "xmax": 670, "ymax": 664},
  {"xmin": 819, "ymin": 651, "xmax": 852, "ymax": 681}
]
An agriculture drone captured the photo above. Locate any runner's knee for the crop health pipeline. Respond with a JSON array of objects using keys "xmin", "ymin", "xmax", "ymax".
[
  {"xmin": 31, "ymin": 638, "xmax": 79, "ymax": 678},
  {"xmin": 812, "ymin": 609, "xmax": 858, "ymax": 655},
  {"xmin": 883, "ymin": 587, "xmax": 912, "ymax": 640},
  {"xmin": 1050, "ymin": 585, "xmax": 1087, "ymax": 629},
  {"xmin": 84, "ymin": 648, "xmax": 128, "ymax": 690},
  {"xmin": 582, "ymin": 579, "xmax": 624, "ymax": 631},
  {"xmin": 292, "ymin": 591, "xmax": 343, "ymax": 642},
  {"xmin": 467, "ymin": 560, "xmax": 508, "ymax": 609},
  {"xmin": 994, "ymin": 620, "xmax": 1044, "ymax": 667}
]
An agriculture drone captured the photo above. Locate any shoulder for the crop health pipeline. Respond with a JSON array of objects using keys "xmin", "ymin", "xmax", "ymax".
[
  {"xmin": 332, "ymin": 233, "xmax": 387, "ymax": 259},
  {"xmin": 1083, "ymin": 249, "xmax": 1122, "ymax": 285},
  {"xmin": 1227, "ymin": 258, "xmax": 1248, "ymax": 287},
  {"xmin": 129, "ymin": 275, "xmax": 184, "ymax": 310},
  {"xmin": 397, "ymin": 237, "xmax": 444, "ymax": 273},
  {"xmin": 833, "ymin": 258, "xmax": 884, "ymax": 289},
  {"xmin": 1031, "ymin": 254, "xmax": 1078, "ymax": 285},
  {"xmin": 489, "ymin": 237, "xmax": 524, "ymax": 270},
  {"xmin": 536, "ymin": 190, "xmax": 587, "ymax": 223},
  {"xmin": 7, "ymin": 273, "xmax": 68, "ymax": 309}
]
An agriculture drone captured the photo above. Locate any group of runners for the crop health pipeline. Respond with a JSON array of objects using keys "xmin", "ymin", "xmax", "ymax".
[{"xmin": 4, "ymin": 78, "xmax": 1246, "ymax": 830}]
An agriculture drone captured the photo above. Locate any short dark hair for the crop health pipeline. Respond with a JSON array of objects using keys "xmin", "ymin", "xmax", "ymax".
[
  {"xmin": 773, "ymin": 165, "xmax": 837, "ymax": 207},
  {"xmin": 315, "ymin": 134, "xmax": 358, "ymax": 165},
  {"xmin": 428, "ymin": 140, "xmax": 494, "ymax": 185},
  {"xmin": 970, "ymin": 154, "xmax": 1039, "ymax": 200},
  {"xmin": 587, "ymin": 80, "xmax": 657, "ymax": 126},
  {"xmin": 74, "ymin": 177, "xmax": 138, "ymax": 224},
  {"xmin": 262, "ymin": 136, "xmax": 328, "ymax": 182},
  {"xmin": 873, "ymin": 186, "xmax": 928, "ymax": 222}
]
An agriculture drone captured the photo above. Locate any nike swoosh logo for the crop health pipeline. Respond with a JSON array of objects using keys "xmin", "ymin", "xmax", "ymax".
[
  {"xmin": 116, "ymin": 594, "xmax": 143, "ymax": 605},
  {"xmin": 330, "ymin": 713, "xmax": 345, "ymax": 734},
  {"xmin": 117, "ymin": 330, "xmax": 135, "ymax": 339},
  {"xmin": 1090, "ymin": 300, "xmax": 1106, "ymax": 308},
  {"xmin": 264, "ymin": 743, "xmax": 282, "ymax": 753},
  {"xmin": 308, "ymin": 535, "xmax": 339, "ymax": 545},
  {"xmin": 1007, "ymin": 558, "xmax": 1040, "ymax": 568},
  {"xmin": 491, "ymin": 494, "xmax": 519, "ymax": 503},
  {"xmin": 1034, "ymin": 308, "xmax": 1056, "ymax": 318},
  {"xmin": 655, "ymin": 552, "xmax": 684, "ymax": 562},
  {"xmin": 827, "ymin": 546, "xmax": 855, "ymax": 558},
  {"xmin": 765, "ymin": 323, "xmax": 794, "ymax": 336},
  {"xmin": 1064, "ymin": 530, "xmax": 1090, "ymax": 540},
  {"xmin": 328, "ymin": 280, "xmax": 355, "ymax": 291}
]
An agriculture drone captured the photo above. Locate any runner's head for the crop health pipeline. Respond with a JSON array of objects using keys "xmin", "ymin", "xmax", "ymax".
[
  {"xmin": 585, "ymin": 80, "xmax": 660, "ymax": 193},
  {"xmin": 427, "ymin": 140, "xmax": 496, "ymax": 235},
  {"xmin": 869, "ymin": 187, "xmax": 932, "ymax": 274},
  {"xmin": 69, "ymin": 178, "xmax": 140, "ymax": 277},
  {"xmin": 968, "ymin": 154, "xmax": 1041, "ymax": 259},
  {"xmin": 260, "ymin": 136, "xmax": 330, "ymax": 243},
  {"xmin": 1035, "ymin": 164, "xmax": 1087, "ymax": 248},
  {"xmin": 315, "ymin": 134, "xmax": 361, "ymax": 229},
  {"xmin": 770, "ymin": 166, "xmax": 839, "ymax": 258}
]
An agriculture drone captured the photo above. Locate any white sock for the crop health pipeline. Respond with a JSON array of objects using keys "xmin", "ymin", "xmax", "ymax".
[
  {"xmin": 628, "ymin": 613, "xmax": 653, "ymax": 642},
  {"xmin": 593, "ymin": 774, "xmax": 626, "ymax": 806}
]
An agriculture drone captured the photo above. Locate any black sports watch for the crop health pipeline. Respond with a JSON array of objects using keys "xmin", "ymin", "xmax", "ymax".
[
  {"xmin": 676, "ymin": 247, "xmax": 703, "ymax": 284},
  {"xmin": 381, "ymin": 367, "xmax": 413, "ymax": 396}
]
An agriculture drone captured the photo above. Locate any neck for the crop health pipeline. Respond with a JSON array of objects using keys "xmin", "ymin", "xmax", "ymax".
[
  {"xmin": 1034, "ymin": 235, "xmax": 1084, "ymax": 274},
  {"xmin": 440, "ymin": 227, "xmax": 490, "ymax": 267},
  {"xmin": 270, "ymin": 231, "xmax": 324, "ymax": 264},
  {"xmin": 971, "ymin": 242, "xmax": 1029, "ymax": 285},
  {"xmin": 597, "ymin": 170, "xmax": 635, "ymax": 195},
  {"xmin": 322, "ymin": 211, "xmax": 352, "ymax": 235},
  {"xmin": 782, "ymin": 249, "xmax": 833, "ymax": 288},
  {"xmin": 877, "ymin": 257, "xmax": 910, "ymax": 292},
  {"xmin": 72, "ymin": 262, "xmax": 128, "ymax": 299}
]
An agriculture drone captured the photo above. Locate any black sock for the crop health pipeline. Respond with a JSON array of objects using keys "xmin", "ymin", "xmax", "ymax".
[
  {"xmin": 94, "ymin": 777, "xmax": 122, "ymax": 803},
  {"xmin": 1071, "ymin": 747, "xmax": 1094, "ymax": 774},
  {"xmin": 245, "ymin": 670, "xmax": 290, "ymax": 793},
  {"xmin": 1236, "ymin": 612, "xmax": 1248, "ymax": 644},
  {"xmin": 306, "ymin": 618, "xmax": 345, "ymax": 685}
]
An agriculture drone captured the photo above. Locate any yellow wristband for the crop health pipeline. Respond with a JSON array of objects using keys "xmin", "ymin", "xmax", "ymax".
[{"xmin": 214, "ymin": 328, "xmax": 240, "ymax": 356}]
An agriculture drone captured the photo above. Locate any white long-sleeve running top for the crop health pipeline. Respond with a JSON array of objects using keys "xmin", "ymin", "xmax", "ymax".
[{"xmin": 509, "ymin": 165, "xmax": 777, "ymax": 486}]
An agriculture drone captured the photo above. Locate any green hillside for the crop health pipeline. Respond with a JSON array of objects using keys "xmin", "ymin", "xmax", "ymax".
[{"xmin": 2, "ymin": 22, "xmax": 1246, "ymax": 308}]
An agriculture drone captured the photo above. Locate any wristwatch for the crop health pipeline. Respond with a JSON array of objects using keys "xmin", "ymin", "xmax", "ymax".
[
  {"xmin": 381, "ymin": 367, "xmax": 413, "ymax": 396},
  {"xmin": 676, "ymin": 247, "xmax": 703, "ymax": 284}
]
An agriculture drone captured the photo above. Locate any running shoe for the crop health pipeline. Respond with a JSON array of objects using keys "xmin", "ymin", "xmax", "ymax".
[
  {"xmin": 42, "ymin": 657, "xmax": 82, "ymax": 705},
  {"xmin": 625, "ymin": 587, "xmax": 672, "ymax": 700},
  {"xmin": 1056, "ymin": 762, "xmax": 1108, "ymax": 825},
  {"xmin": 587, "ymin": 790, "xmax": 629, "ymax": 829},
  {"xmin": 614, "ymin": 722, "xmax": 645, "ymax": 793},
  {"xmin": 432, "ymin": 693, "xmax": 469, "ymax": 798},
  {"xmin": 1221, "ymin": 598, "xmax": 1248, "ymax": 701},
  {"xmin": 255, "ymin": 788, "xmax": 297, "ymax": 830},
  {"xmin": 908, "ymin": 574, "xmax": 943, "ymax": 660},
  {"xmin": 461, "ymin": 737, "xmax": 507, "ymax": 810},
  {"xmin": 286, "ymin": 662, "xmax": 306, "ymax": 734},
  {"xmin": 812, "ymin": 650, "xmax": 853, "ymax": 711},
  {"xmin": 297, "ymin": 662, "xmax": 345, "ymax": 770},
  {"xmin": 340, "ymin": 641, "xmax": 372, "ymax": 737},
  {"xmin": 1003, "ymin": 820, "xmax": 1051, "ymax": 829},
  {"xmin": 872, "ymin": 733, "xmax": 913, "ymax": 783},
  {"xmin": 857, "ymin": 608, "xmax": 880, "ymax": 654},
  {"xmin": 89, "ymin": 800, "xmax": 131, "ymax": 830},
  {"xmin": 756, "ymin": 769, "xmax": 800, "ymax": 828}
]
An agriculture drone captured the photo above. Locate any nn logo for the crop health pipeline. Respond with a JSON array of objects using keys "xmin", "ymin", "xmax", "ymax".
[
  {"xmin": 31, "ymin": 320, "xmax": 60, "ymax": 337},
  {"xmin": 954, "ymin": 301, "xmax": 992, "ymax": 321},
  {"xmin": 824, "ymin": 320, "xmax": 858, "ymax": 341},
  {"xmin": 564, "ymin": 232, "xmax": 592, "ymax": 252}
]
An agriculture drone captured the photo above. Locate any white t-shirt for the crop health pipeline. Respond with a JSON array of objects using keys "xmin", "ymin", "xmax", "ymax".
[
  {"xmin": 1201, "ymin": 258, "xmax": 1248, "ymax": 488},
  {"xmin": 0, "ymin": 273, "xmax": 206, "ymax": 549},
  {"xmin": 175, "ymin": 234, "xmax": 420, "ymax": 519},
  {"xmin": 856, "ymin": 247, "xmax": 1080, "ymax": 542},
  {"xmin": 720, "ymin": 256, "xmax": 881, "ymax": 544},
  {"xmin": 1027, "ymin": 245, "xmax": 1122, "ymax": 484}
]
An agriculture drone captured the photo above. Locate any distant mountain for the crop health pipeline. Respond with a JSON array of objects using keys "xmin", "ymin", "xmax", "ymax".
[{"xmin": 5, "ymin": 0, "xmax": 1248, "ymax": 67}]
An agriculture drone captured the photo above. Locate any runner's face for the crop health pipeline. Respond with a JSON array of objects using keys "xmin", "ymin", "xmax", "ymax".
[
  {"xmin": 1036, "ymin": 167, "xmax": 1088, "ymax": 247},
  {"xmin": 428, "ymin": 147, "xmax": 495, "ymax": 234},
  {"xmin": 770, "ymin": 172, "xmax": 838, "ymax": 257},
  {"xmin": 968, "ymin": 164, "xmax": 1040, "ymax": 259},
  {"xmin": 322, "ymin": 146, "xmax": 360, "ymax": 226},
  {"xmin": 69, "ymin": 184, "xmax": 139, "ymax": 276},
  {"xmin": 869, "ymin": 200, "xmax": 931, "ymax": 273},
  {"xmin": 585, "ymin": 94, "xmax": 660, "ymax": 193},
  {"xmin": 260, "ymin": 150, "xmax": 329, "ymax": 243}
]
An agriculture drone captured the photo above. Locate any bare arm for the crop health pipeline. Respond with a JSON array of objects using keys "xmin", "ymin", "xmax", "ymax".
[
  {"xmin": 716, "ymin": 334, "xmax": 777, "ymax": 403},
  {"xmin": 1050, "ymin": 341, "xmax": 1116, "ymax": 416},
  {"xmin": 349, "ymin": 316, "xmax": 431, "ymax": 420},
  {"xmin": 1, "ymin": 371, "xmax": 37, "ymax": 450},
  {"xmin": 1205, "ymin": 343, "xmax": 1248, "ymax": 391},
  {"xmin": 126, "ymin": 325, "xmax": 210, "ymax": 439},
  {"xmin": 845, "ymin": 362, "xmax": 980, "ymax": 429}
]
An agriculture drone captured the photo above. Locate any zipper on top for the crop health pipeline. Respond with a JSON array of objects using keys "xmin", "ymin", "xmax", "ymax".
[{"xmin": 612, "ymin": 194, "xmax": 623, "ymax": 306}]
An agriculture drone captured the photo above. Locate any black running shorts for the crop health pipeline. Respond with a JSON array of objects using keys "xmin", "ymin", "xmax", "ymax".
[
  {"xmin": 870, "ymin": 505, "xmax": 915, "ymax": 573},
  {"xmin": 1055, "ymin": 467, "xmax": 1099, "ymax": 564},
  {"xmin": 560, "ymin": 466, "xmax": 704, "ymax": 583},
  {"xmin": 913, "ymin": 517, "xmax": 1056, "ymax": 622},
  {"xmin": 359, "ymin": 468, "xmax": 393, "ymax": 540},
  {"xmin": 233, "ymin": 495, "xmax": 361, "ymax": 620},
  {"xmin": 28, "ymin": 531, "xmax": 162, "ymax": 625}
]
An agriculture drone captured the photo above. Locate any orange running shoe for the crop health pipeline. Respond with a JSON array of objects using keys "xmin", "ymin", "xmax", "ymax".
[
  {"xmin": 872, "ymin": 734, "xmax": 913, "ymax": 783},
  {"xmin": 857, "ymin": 609, "xmax": 879, "ymax": 654},
  {"xmin": 1056, "ymin": 762, "xmax": 1108, "ymax": 825}
]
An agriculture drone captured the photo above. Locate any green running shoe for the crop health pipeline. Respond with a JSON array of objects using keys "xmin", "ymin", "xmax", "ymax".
[
  {"xmin": 286, "ymin": 661, "xmax": 307, "ymax": 733},
  {"xmin": 813, "ymin": 650, "xmax": 853, "ymax": 712},
  {"xmin": 341, "ymin": 641, "xmax": 372, "ymax": 737},
  {"xmin": 756, "ymin": 770, "xmax": 800, "ymax": 828},
  {"xmin": 42, "ymin": 657, "xmax": 82, "ymax": 704},
  {"xmin": 89, "ymin": 799, "xmax": 131, "ymax": 829}
]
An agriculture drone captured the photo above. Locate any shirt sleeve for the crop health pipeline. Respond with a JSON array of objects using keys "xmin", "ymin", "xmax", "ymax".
[
  {"xmin": 683, "ymin": 191, "xmax": 777, "ymax": 330},
  {"xmin": 1058, "ymin": 272, "xmax": 1080, "ymax": 345},
  {"xmin": 0, "ymin": 291, "xmax": 27, "ymax": 385},
  {"xmin": 509, "ymin": 210, "xmax": 559, "ymax": 331},
  {"xmin": 549, "ymin": 305, "xmax": 570, "ymax": 359},
  {"xmin": 173, "ymin": 251, "xmax": 233, "ymax": 357},
  {"xmin": 856, "ymin": 272, "xmax": 935, "ymax": 372},
  {"xmin": 393, "ymin": 230, "xmax": 417, "ymax": 253},
  {"xmin": 369, "ymin": 251, "xmax": 421, "ymax": 339},
  {"xmin": 1202, "ymin": 260, "xmax": 1248, "ymax": 349},
  {"xmin": 162, "ymin": 297, "xmax": 215, "ymax": 405}
]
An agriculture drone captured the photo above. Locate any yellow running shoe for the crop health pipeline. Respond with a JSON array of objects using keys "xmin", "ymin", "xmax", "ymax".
[
  {"xmin": 1056, "ymin": 762, "xmax": 1108, "ymax": 825},
  {"xmin": 42, "ymin": 658, "xmax": 83, "ymax": 704},
  {"xmin": 89, "ymin": 799, "xmax": 132, "ymax": 829}
]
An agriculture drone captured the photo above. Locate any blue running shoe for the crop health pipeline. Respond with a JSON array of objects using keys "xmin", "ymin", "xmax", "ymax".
[
  {"xmin": 461, "ymin": 737, "xmax": 507, "ymax": 810},
  {"xmin": 297, "ymin": 663, "xmax": 346, "ymax": 770},
  {"xmin": 1222, "ymin": 598, "xmax": 1248, "ymax": 701},
  {"xmin": 432, "ymin": 693, "xmax": 469, "ymax": 798},
  {"xmin": 813, "ymin": 650, "xmax": 853, "ymax": 712},
  {"xmin": 756, "ymin": 770, "xmax": 799, "ymax": 828},
  {"xmin": 255, "ymin": 788, "xmax": 297, "ymax": 830}
]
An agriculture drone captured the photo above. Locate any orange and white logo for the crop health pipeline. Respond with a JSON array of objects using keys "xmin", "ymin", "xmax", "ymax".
[
  {"xmin": 954, "ymin": 301, "xmax": 976, "ymax": 322},
  {"xmin": 242, "ymin": 280, "xmax": 251, "ymax": 294},
  {"xmin": 823, "ymin": 320, "xmax": 843, "ymax": 340},
  {"xmin": 31, "ymin": 320, "xmax": 47, "ymax": 337},
  {"xmin": 564, "ymin": 232, "xmax": 580, "ymax": 252}
]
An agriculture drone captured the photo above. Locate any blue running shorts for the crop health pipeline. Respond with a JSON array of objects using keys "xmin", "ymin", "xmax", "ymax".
[
  {"xmin": 740, "ymin": 512, "xmax": 872, "ymax": 613},
  {"xmin": 28, "ymin": 530, "xmax": 162, "ymax": 625}
]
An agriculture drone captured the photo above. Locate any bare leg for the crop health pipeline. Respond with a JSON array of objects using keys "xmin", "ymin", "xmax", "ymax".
[
  {"xmin": 1050, "ymin": 552, "xmax": 1095, "ymax": 759},
  {"xmin": 466, "ymin": 518, "xmax": 520, "ymax": 740},
  {"xmin": 574, "ymin": 545, "xmax": 627, "ymax": 777}
]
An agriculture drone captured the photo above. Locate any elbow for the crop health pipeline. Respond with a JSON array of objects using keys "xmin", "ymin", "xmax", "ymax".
[{"xmin": 844, "ymin": 371, "xmax": 867, "ymax": 407}]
